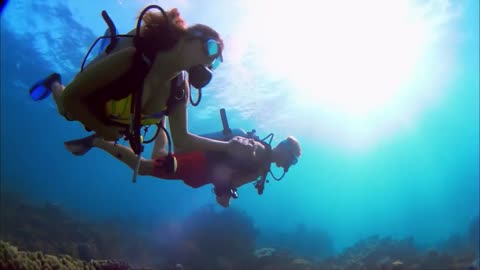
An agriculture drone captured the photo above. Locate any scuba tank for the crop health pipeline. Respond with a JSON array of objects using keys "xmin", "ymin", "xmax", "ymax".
[
  {"xmin": 200, "ymin": 108, "xmax": 259, "ymax": 142},
  {"xmin": 200, "ymin": 128, "xmax": 248, "ymax": 141}
]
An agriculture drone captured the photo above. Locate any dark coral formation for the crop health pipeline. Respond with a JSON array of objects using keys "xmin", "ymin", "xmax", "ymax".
[
  {"xmin": 0, "ymin": 191, "xmax": 159, "ymax": 269},
  {"xmin": 0, "ymin": 241, "xmax": 143, "ymax": 270},
  {"xmin": 1, "ymin": 191, "xmax": 478, "ymax": 270},
  {"xmin": 325, "ymin": 235, "xmax": 416, "ymax": 269},
  {"xmin": 257, "ymin": 223, "xmax": 334, "ymax": 261},
  {"xmin": 316, "ymin": 235, "xmax": 477, "ymax": 270},
  {"xmin": 154, "ymin": 205, "xmax": 258, "ymax": 270},
  {"xmin": 1, "ymin": 192, "xmax": 260, "ymax": 270},
  {"xmin": 251, "ymin": 234, "xmax": 478, "ymax": 270},
  {"xmin": 469, "ymin": 216, "xmax": 479, "ymax": 253},
  {"xmin": 1, "ymin": 191, "xmax": 159, "ymax": 268}
]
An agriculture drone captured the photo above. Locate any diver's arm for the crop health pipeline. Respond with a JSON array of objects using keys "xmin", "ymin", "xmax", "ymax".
[
  {"xmin": 167, "ymin": 92, "xmax": 230, "ymax": 153},
  {"xmin": 212, "ymin": 175, "xmax": 233, "ymax": 208},
  {"xmin": 213, "ymin": 171, "xmax": 259, "ymax": 208},
  {"xmin": 151, "ymin": 117, "xmax": 168, "ymax": 159}
]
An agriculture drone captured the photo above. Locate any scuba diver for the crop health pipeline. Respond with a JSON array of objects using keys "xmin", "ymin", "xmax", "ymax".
[
  {"xmin": 28, "ymin": 6, "xmax": 255, "ymax": 170},
  {"xmin": 64, "ymin": 120, "xmax": 302, "ymax": 207}
]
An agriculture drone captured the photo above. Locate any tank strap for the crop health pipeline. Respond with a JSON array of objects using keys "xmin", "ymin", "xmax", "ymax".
[{"xmin": 165, "ymin": 71, "xmax": 188, "ymax": 116}]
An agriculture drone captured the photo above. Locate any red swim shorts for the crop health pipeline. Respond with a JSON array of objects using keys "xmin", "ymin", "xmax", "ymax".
[{"xmin": 152, "ymin": 151, "xmax": 209, "ymax": 188}]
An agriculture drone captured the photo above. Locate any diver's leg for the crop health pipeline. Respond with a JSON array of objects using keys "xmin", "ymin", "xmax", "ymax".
[
  {"xmin": 65, "ymin": 135, "xmax": 177, "ymax": 179},
  {"xmin": 92, "ymin": 138, "xmax": 155, "ymax": 175},
  {"xmin": 50, "ymin": 81, "xmax": 66, "ymax": 116},
  {"xmin": 29, "ymin": 73, "xmax": 68, "ymax": 116}
]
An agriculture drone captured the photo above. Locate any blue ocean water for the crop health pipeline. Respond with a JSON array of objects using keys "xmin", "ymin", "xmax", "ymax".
[{"xmin": 0, "ymin": 0, "xmax": 478, "ymax": 262}]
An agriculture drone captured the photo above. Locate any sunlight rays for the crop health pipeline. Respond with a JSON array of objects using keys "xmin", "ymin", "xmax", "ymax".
[{"xmin": 215, "ymin": 0, "xmax": 460, "ymax": 152}]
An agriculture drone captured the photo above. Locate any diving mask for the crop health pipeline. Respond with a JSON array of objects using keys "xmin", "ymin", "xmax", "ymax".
[
  {"xmin": 186, "ymin": 29, "xmax": 223, "ymax": 89},
  {"xmin": 204, "ymin": 39, "xmax": 222, "ymax": 70},
  {"xmin": 187, "ymin": 38, "xmax": 223, "ymax": 89}
]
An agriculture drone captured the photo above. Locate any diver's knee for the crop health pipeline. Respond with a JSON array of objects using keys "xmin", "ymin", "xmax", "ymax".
[
  {"xmin": 61, "ymin": 91, "xmax": 73, "ymax": 112},
  {"xmin": 56, "ymin": 95, "xmax": 74, "ymax": 120},
  {"xmin": 61, "ymin": 91, "xmax": 79, "ymax": 120},
  {"xmin": 138, "ymin": 160, "xmax": 153, "ymax": 176},
  {"xmin": 56, "ymin": 103, "xmax": 66, "ymax": 117},
  {"xmin": 138, "ymin": 165, "xmax": 149, "ymax": 176}
]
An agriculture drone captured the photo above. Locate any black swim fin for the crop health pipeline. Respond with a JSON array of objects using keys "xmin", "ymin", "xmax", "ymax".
[
  {"xmin": 64, "ymin": 134, "xmax": 96, "ymax": 156},
  {"xmin": 29, "ymin": 73, "xmax": 61, "ymax": 101}
]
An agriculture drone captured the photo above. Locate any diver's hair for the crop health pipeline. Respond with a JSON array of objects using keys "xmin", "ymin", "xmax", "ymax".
[
  {"xmin": 139, "ymin": 9, "xmax": 224, "ymax": 56},
  {"xmin": 285, "ymin": 136, "xmax": 302, "ymax": 157},
  {"xmin": 139, "ymin": 8, "xmax": 187, "ymax": 52},
  {"xmin": 186, "ymin": 24, "xmax": 224, "ymax": 52}
]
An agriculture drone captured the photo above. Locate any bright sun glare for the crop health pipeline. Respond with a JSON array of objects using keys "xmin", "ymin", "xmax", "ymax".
[{"xmin": 220, "ymin": 0, "xmax": 456, "ymax": 151}]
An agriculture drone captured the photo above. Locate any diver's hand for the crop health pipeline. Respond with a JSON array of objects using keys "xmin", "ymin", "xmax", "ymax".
[
  {"xmin": 216, "ymin": 194, "xmax": 230, "ymax": 208},
  {"xmin": 227, "ymin": 136, "xmax": 256, "ymax": 160}
]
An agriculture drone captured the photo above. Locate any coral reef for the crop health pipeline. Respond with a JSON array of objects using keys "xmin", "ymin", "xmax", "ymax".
[
  {"xmin": 1, "ymin": 191, "xmax": 160, "ymax": 268},
  {"xmin": 252, "ymin": 234, "xmax": 479, "ymax": 270},
  {"xmin": 0, "ymin": 240, "xmax": 145, "ymax": 270},
  {"xmin": 322, "ymin": 235, "xmax": 417, "ymax": 269},
  {"xmin": 1, "ymin": 191, "xmax": 478, "ymax": 270},
  {"xmin": 315, "ymin": 235, "xmax": 478, "ymax": 270},
  {"xmin": 469, "ymin": 216, "xmax": 479, "ymax": 253},
  {"xmin": 155, "ymin": 204, "xmax": 258, "ymax": 270},
  {"xmin": 257, "ymin": 223, "xmax": 334, "ymax": 261},
  {"xmin": 2, "ymin": 192, "xmax": 260, "ymax": 270}
]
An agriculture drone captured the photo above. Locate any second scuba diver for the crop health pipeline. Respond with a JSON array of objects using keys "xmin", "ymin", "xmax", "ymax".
[{"xmin": 65, "ymin": 130, "xmax": 302, "ymax": 208}]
